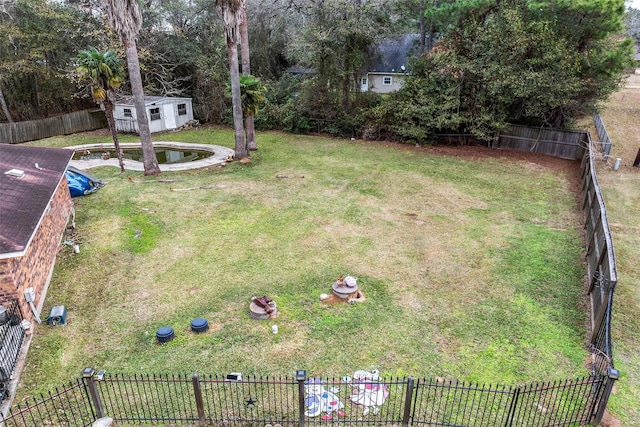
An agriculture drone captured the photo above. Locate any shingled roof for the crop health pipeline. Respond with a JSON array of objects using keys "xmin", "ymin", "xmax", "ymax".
[{"xmin": 0, "ymin": 144, "xmax": 73, "ymax": 259}]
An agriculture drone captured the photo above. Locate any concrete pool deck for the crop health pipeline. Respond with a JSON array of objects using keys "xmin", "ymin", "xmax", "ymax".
[{"xmin": 66, "ymin": 142, "xmax": 235, "ymax": 172}]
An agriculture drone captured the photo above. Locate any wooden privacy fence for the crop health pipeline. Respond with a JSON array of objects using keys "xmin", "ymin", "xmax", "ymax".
[
  {"xmin": 492, "ymin": 125, "xmax": 587, "ymax": 160},
  {"xmin": 0, "ymin": 110, "xmax": 106, "ymax": 144},
  {"xmin": 582, "ymin": 133, "xmax": 618, "ymax": 377},
  {"xmin": 592, "ymin": 115, "xmax": 613, "ymax": 159},
  {"xmin": 0, "ymin": 370, "xmax": 617, "ymax": 427}
]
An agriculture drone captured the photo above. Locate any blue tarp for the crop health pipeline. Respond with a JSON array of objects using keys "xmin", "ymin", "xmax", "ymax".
[{"xmin": 65, "ymin": 166, "xmax": 105, "ymax": 197}]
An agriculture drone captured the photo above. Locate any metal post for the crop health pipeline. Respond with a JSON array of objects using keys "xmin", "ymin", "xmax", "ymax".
[
  {"xmin": 296, "ymin": 370, "xmax": 306, "ymax": 427},
  {"xmin": 592, "ymin": 368, "xmax": 620, "ymax": 425},
  {"xmin": 82, "ymin": 367, "xmax": 104, "ymax": 419},
  {"xmin": 192, "ymin": 374, "xmax": 206, "ymax": 425},
  {"xmin": 402, "ymin": 376, "xmax": 415, "ymax": 427},
  {"xmin": 504, "ymin": 387, "xmax": 520, "ymax": 427}
]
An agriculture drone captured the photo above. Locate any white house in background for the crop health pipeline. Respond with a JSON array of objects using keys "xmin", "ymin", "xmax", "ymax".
[
  {"xmin": 360, "ymin": 70, "xmax": 407, "ymax": 94},
  {"xmin": 114, "ymin": 96, "xmax": 193, "ymax": 134},
  {"xmin": 360, "ymin": 34, "xmax": 418, "ymax": 94}
]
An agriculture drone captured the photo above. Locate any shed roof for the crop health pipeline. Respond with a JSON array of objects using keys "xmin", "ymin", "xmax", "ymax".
[
  {"xmin": 115, "ymin": 96, "xmax": 192, "ymax": 107},
  {"xmin": 0, "ymin": 144, "xmax": 73, "ymax": 259}
]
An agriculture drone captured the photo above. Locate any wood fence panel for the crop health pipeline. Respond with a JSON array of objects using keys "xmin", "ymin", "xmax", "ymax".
[
  {"xmin": 581, "ymin": 133, "xmax": 618, "ymax": 370},
  {"xmin": 494, "ymin": 125, "xmax": 587, "ymax": 160},
  {"xmin": 593, "ymin": 115, "xmax": 613, "ymax": 158},
  {"xmin": 0, "ymin": 109, "xmax": 106, "ymax": 144}
]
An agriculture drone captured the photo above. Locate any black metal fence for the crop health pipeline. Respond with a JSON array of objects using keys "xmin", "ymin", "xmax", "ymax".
[
  {"xmin": 0, "ymin": 369, "xmax": 618, "ymax": 427},
  {"xmin": 0, "ymin": 379, "xmax": 94, "ymax": 427},
  {"xmin": 0, "ymin": 300, "xmax": 25, "ymax": 400}
]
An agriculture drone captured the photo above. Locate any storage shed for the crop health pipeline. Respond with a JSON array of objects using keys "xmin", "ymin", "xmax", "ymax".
[{"xmin": 114, "ymin": 96, "xmax": 194, "ymax": 134}]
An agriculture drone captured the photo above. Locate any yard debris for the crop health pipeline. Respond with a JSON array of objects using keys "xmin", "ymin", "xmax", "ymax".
[
  {"xmin": 169, "ymin": 184, "xmax": 227, "ymax": 192},
  {"xmin": 175, "ymin": 119, "xmax": 200, "ymax": 131},
  {"xmin": 275, "ymin": 174, "xmax": 305, "ymax": 179},
  {"xmin": 128, "ymin": 177, "xmax": 181, "ymax": 183}
]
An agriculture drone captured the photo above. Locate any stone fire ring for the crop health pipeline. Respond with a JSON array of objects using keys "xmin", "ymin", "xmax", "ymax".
[{"xmin": 66, "ymin": 142, "xmax": 235, "ymax": 172}]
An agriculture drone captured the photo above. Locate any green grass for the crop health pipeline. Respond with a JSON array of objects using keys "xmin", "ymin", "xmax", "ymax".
[{"xmin": 17, "ymin": 127, "xmax": 588, "ymax": 399}]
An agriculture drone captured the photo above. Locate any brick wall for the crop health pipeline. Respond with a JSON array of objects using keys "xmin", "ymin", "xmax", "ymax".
[{"xmin": 0, "ymin": 178, "xmax": 73, "ymax": 322}]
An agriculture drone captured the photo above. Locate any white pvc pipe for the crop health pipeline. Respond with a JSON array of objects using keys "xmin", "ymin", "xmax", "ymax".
[{"xmin": 613, "ymin": 158, "xmax": 621, "ymax": 171}]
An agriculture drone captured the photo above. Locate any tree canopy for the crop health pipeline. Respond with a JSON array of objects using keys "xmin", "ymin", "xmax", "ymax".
[
  {"xmin": 364, "ymin": 0, "xmax": 633, "ymax": 143},
  {"xmin": 0, "ymin": 0, "xmax": 632, "ymax": 144}
]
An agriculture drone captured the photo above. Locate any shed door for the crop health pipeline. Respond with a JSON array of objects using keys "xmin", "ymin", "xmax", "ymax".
[{"xmin": 163, "ymin": 104, "xmax": 176, "ymax": 130}]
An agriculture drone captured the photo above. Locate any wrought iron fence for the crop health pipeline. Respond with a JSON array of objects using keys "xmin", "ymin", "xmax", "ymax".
[
  {"xmin": 0, "ymin": 369, "xmax": 618, "ymax": 427},
  {"xmin": 1, "ymin": 378, "xmax": 94, "ymax": 426},
  {"xmin": 0, "ymin": 300, "xmax": 25, "ymax": 400}
]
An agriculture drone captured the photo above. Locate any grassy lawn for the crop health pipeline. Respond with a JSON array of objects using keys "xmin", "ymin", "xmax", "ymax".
[
  {"xmin": 17, "ymin": 127, "xmax": 588, "ymax": 401},
  {"xmin": 589, "ymin": 75, "xmax": 640, "ymax": 425}
]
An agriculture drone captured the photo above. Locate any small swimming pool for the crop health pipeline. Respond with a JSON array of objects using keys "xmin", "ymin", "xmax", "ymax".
[
  {"xmin": 73, "ymin": 147, "xmax": 214, "ymax": 164},
  {"xmin": 66, "ymin": 142, "xmax": 235, "ymax": 172}
]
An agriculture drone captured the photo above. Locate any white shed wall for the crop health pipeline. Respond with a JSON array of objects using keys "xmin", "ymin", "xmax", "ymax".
[{"xmin": 114, "ymin": 98, "xmax": 193, "ymax": 134}]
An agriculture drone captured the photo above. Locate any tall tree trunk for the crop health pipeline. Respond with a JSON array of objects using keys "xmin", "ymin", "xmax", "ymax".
[
  {"xmin": 227, "ymin": 38, "xmax": 248, "ymax": 159},
  {"xmin": 103, "ymin": 100, "xmax": 126, "ymax": 173},
  {"xmin": 239, "ymin": 3, "xmax": 257, "ymax": 151},
  {"xmin": 427, "ymin": 0, "xmax": 438, "ymax": 52},
  {"xmin": 0, "ymin": 84, "xmax": 13, "ymax": 123},
  {"xmin": 419, "ymin": 0, "xmax": 426, "ymax": 54},
  {"xmin": 34, "ymin": 74, "xmax": 41, "ymax": 111},
  {"xmin": 124, "ymin": 38, "xmax": 161, "ymax": 176},
  {"xmin": 342, "ymin": 66, "xmax": 351, "ymax": 112}
]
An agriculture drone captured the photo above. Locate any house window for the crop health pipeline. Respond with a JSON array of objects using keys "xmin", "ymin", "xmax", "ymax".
[
  {"xmin": 177, "ymin": 103, "xmax": 187, "ymax": 116},
  {"xmin": 361, "ymin": 77, "xmax": 368, "ymax": 86},
  {"xmin": 123, "ymin": 108, "xmax": 132, "ymax": 118},
  {"xmin": 383, "ymin": 76, "xmax": 393, "ymax": 85},
  {"xmin": 150, "ymin": 107, "xmax": 161, "ymax": 121}
]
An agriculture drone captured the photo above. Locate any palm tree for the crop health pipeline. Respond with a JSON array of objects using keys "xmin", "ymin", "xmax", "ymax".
[
  {"xmin": 216, "ymin": 0, "xmax": 248, "ymax": 160},
  {"xmin": 76, "ymin": 47, "xmax": 126, "ymax": 172},
  {"xmin": 239, "ymin": 74, "xmax": 265, "ymax": 118},
  {"xmin": 104, "ymin": 0, "xmax": 161, "ymax": 176}
]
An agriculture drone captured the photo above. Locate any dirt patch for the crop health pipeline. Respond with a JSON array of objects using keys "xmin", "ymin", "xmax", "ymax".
[
  {"xmin": 357, "ymin": 138, "xmax": 581, "ymax": 173},
  {"xmin": 320, "ymin": 290, "xmax": 365, "ymax": 304},
  {"xmin": 352, "ymin": 139, "xmax": 585, "ymax": 218},
  {"xmin": 600, "ymin": 409, "xmax": 621, "ymax": 427}
]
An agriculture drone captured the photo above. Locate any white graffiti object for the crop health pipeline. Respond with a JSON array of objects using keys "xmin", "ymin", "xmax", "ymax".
[
  {"xmin": 304, "ymin": 378, "xmax": 345, "ymax": 420},
  {"xmin": 349, "ymin": 370, "xmax": 389, "ymax": 416}
]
